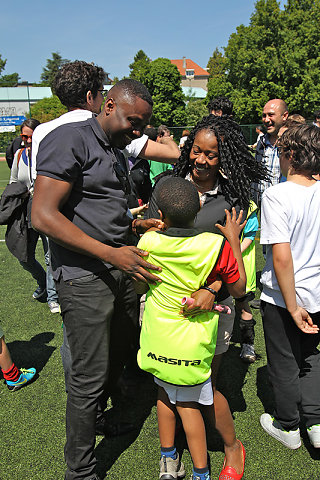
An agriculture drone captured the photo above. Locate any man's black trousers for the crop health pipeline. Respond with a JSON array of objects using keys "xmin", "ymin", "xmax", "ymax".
[{"xmin": 57, "ymin": 269, "xmax": 137, "ymax": 480}]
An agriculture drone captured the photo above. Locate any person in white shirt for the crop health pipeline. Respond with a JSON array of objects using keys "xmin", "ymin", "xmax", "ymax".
[{"xmin": 259, "ymin": 124, "xmax": 320, "ymax": 451}]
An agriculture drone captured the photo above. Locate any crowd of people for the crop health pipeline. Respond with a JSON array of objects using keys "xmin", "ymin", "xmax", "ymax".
[{"xmin": 0, "ymin": 60, "xmax": 320, "ymax": 480}]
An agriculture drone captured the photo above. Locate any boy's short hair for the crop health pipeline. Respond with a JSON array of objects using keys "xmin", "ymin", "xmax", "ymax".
[
  {"xmin": 278, "ymin": 124, "xmax": 320, "ymax": 176},
  {"xmin": 157, "ymin": 177, "xmax": 200, "ymax": 227}
]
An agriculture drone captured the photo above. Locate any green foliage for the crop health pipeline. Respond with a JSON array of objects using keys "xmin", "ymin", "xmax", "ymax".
[
  {"xmin": 207, "ymin": 48, "xmax": 226, "ymax": 77},
  {"xmin": 40, "ymin": 52, "xmax": 69, "ymax": 87},
  {"xmin": 30, "ymin": 95, "xmax": 67, "ymax": 123},
  {"xmin": 185, "ymin": 99, "xmax": 208, "ymax": 127},
  {"xmin": 0, "ymin": 72, "xmax": 20, "ymax": 86},
  {"xmin": 206, "ymin": 0, "xmax": 320, "ymax": 123},
  {"xmin": 0, "ymin": 54, "xmax": 6, "ymax": 76},
  {"xmin": 0, "ymin": 128, "xmax": 19, "ymax": 153},
  {"xmin": 129, "ymin": 50, "xmax": 151, "ymax": 83},
  {"xmin": 145, "ymin": 58, "xmax": 186, "ymax": 126},
  {"xmin": 0, "ymin": 54, "xmax": 20, "ymax": 86}
]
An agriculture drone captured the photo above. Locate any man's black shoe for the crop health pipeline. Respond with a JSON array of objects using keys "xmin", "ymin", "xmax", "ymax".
[
  {"xmin": 95, "ymin": 418, "xmax": 135, "ymax": 437},
  {"xmin": 250, "ymin": 298, "xmax": 261, "ymax": 309}
]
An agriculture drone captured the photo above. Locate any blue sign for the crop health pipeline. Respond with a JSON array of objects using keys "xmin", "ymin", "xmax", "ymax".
[{"xmin": 0, "ymin": 115, "xmax": 26, "ymax": 126}]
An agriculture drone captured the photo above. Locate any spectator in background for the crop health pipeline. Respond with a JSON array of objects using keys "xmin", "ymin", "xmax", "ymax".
[
  {"xmin": 145, "ymin": 126, "xmax": 173, "ymax": 185},
  {"xmin": 253, "ymin": 99, "xmax": 289, "ymax": 206},
  {"xmin": 313, "ymin": 110, "xmax": 320, "ymax": 128},
  {"xmin": 250, "ymin": 125, "xmax": 264, "ymax": 149},
  {"xmin": 179, "ymin": 129, "xmax": 190, "ymax": 149},
  {"xmin": 5, "ymin": 120, "xmax": 30, "ymax": 169},
  {"xmin": 207, "ymin": 96, "xmax": 234, "ymax": 117},
  {"xmin": 157, "ymin": 124, "xmax": 171, "ymax": 138},
  {"xmin": 9, "ymin": 118, "xmax": 59, "ymax": 313}
]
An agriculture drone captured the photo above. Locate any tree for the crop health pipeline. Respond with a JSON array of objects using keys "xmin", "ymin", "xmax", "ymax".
[
  {"xmin": 206, "ymin": 0, "xmax": 320, "ymax": 123},
  {"xmin": 40, "ymin": 52, "xmax": 69, "ymax": 87},
  {"xmin": 185, "ymin": 99, "xmax": 208, "ymax": 127},
  {"xmin": 0, "ymin": 73, "xmax": 20, "ymax": 86},
  {"xmin": 207, "ymin": 48, "xmax": 226, "ymax": 77},
  {"xmin": 129, "ymin": 50, "xmax": 151, "ymax": 83},
  {"xmin": 0, "ymin": 54, "xmax": 20, "ymax": 86},
  {"xmin": 145, "ymin": 58, "xmax": 186, "ymax": 126},
  {"xmin": 0, "ymin": 54, "xmax": 6, "ymax": 76},
  {"xmin": 30, "ymin": 95, "xmax": 67, "ymax": 123}
]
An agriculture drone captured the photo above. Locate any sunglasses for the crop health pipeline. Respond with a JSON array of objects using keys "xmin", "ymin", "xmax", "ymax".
[{"xmin": 20, "ymin": 134, "xmax": 33, "ymax": 141}]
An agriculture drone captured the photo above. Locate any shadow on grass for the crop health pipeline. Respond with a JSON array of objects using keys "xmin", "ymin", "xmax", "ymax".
[
  {"xmin": 3, "ymin": 332, "xmax": 56, "ymax": 374},
  {"xmin": 95, "ymin": 374, "xmax": 157, "ymax": 478}
]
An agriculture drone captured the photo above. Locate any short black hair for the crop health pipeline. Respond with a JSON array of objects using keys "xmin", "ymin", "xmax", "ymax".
[
  {"xmin": 207, "ymin": 96, "xmax": 234, "ymax": 116},
  {"xmin": 20, "ymin": 118, "xmax": 40, "ymax": 132},
  {"xmin": 157, "ymin": 177, "xmax": 200, "ymax": 227},
  {"xmin": 144, "ymin": 126, "xmax": 157, "ymax": 141},
  {"xmin": 53, "ymin": 61, "xmax": 106, "ymax": 109},
  {"xmin": 108, "ymin": 79, "xmax": 153, "ymax": 107},
  {"xmin": 278, "ymin": 124, "xmax": 320, "ymax": 177}
]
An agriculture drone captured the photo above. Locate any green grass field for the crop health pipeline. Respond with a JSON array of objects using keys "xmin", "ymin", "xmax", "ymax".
[{"xmin": 0, "ymin": 160, "xmax": 319, "ymax": 479}]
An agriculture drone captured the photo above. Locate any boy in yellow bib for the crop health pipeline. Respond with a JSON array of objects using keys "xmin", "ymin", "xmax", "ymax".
[{"xmin": 135, "ymin": 177, "xmax": 247, "ymax": 480}]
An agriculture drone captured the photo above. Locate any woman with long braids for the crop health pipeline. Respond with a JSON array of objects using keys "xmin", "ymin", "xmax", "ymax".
[{"xmin": 146, "ymin": 114, "xmax": 269, "ymax": 480}]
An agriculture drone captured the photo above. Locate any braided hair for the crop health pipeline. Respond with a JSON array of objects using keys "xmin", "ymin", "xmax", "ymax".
[{"xmin": 173, "ymin": 115, "xmax": 270, "ymax": 209}]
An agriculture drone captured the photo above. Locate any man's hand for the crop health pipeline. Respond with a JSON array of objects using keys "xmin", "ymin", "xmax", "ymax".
[
  {"xmin": 108, "ymin": 246, "xmax": 162, "ymax": 284},
  {"xmin": 215, "ymin": 208, "xmax": 246, "ymax": 242},
  {"xmin": 290, "ymin": 306, "xmax": 319, "ymax": 334},
  {"xmin": 182, "ymin": 280, "xmax": 222, "ymax": 317},
  {"xmin": 135, "ymin": 218, "xmax": 166, "ymax": 234}
]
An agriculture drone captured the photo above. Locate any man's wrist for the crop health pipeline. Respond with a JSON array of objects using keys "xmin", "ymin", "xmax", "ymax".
[{"xmin": 200, "ymin": 286, "xmax": 218, "ymax": 297}]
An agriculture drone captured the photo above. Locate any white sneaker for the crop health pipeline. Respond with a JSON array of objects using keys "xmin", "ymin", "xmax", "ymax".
[
  {"xmin": 159, "ymin": 453, "xmax": 185, "ymax": 479},
  {"xmin": 307, "ymin": 424, "xmax": 320, "ymax": 448},
  {"xmin": 48, "ymin": 301, "xmax": 60, "ymax": 314},
  {"xmin": 260, "ymin": 413, "xmax": 301, "ymax": 449}
]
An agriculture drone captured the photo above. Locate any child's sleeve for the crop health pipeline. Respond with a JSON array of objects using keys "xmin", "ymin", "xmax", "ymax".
[
  {"xmin": 206, "ymin": 241, "xmax": 240, "ymax": 285},
  {"xmin": 242, "ymin": 211, "xmax": 259, "ymax": 242},
  {"xmin": 260, "ymin": 189, "xmax": 290, "ymax": 245}
]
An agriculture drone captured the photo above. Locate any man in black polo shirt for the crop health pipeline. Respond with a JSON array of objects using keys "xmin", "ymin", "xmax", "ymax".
[{"xmin": 32, "ymin": 79, "xmax": 163, "ymax": 480}]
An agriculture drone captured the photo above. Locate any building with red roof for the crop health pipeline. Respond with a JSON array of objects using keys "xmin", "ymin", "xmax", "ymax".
[{"xmin": 170, "ymin": 57, "xmax": 209, "ymax": 90}]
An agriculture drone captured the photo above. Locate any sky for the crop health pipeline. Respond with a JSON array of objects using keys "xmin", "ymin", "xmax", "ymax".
[{"xmin": 0, "ymin": 0, "xmax": 284, "ymax": 83}]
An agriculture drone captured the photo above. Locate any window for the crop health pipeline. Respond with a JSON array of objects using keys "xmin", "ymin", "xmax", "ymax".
[{"xmin": 185, "ymin": 69, "xmax": 194, "ymax": 77}]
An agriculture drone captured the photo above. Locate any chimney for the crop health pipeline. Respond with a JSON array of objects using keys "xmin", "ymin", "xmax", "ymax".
[{"xmin": 182, "ymin": 56, "xmax": 186, "ymax": 69}]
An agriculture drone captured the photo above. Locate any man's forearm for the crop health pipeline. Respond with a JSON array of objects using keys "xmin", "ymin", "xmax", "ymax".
[{"xmin": 139, "ymin": 138, "xmax": 180, "ymax": 164}]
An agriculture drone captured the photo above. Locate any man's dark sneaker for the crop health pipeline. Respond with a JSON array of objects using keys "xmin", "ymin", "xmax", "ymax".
[
  {"xmin": 32, "ymin": 286, "xmax": 47, "ymax": 302},
  {"xmin": 250, "ymin": 298, "xmax": 261, "ymax": 309},
  {"xmin": 240, "ymin": 343, "xmax": 256, "ymax": 363}
]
